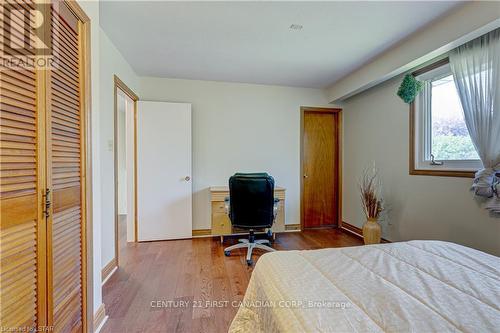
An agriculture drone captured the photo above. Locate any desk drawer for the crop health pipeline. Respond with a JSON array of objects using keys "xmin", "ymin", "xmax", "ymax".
[
  {"xmin": 212, "ymin": 201, "xmax": 226, "ymax": 214},
  {"xmin": 212, "ymin": 212, "xmax": 231, "ymax": 235}
]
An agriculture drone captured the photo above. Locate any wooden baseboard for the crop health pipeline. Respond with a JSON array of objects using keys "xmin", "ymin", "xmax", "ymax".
[
  {"xmin": 101, "ymin": 257, "xmax": 117, "ymax": 282},
  {"xmin": 192, "ymin": 229, "xmax": 212, "ymax": 237},
  {"xmin": 285, "ymin": 224, "xmax": 301, "ymax": 231},
  {"xmin": 341, "ymin": 221, "xmax": 363, "ymax": 237},
  {"xmin": 341, "ymin": 221, "xmax": 391, "ymax": 243},
  {"xmin": 93, "ymin": 303, "xmax": 106, "ymax": 332}
]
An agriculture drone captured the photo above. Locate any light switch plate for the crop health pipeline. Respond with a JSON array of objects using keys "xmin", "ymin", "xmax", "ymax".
[{"xmin": 108, "ymin": 139, "xmax": 113, "ymax": 152}]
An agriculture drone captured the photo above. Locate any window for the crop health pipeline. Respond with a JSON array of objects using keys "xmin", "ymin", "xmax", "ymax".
[{"xmin": 411, "ymin": 59, "xmax": 481, "ymax": 176}]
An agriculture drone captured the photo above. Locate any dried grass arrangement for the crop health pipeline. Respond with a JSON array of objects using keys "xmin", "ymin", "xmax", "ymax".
[
  {"xmin": 360, "ymin": 165, "xmax": 383, "ymax": 244},
  {"xmin": 360, "ymin": 165, "xmax": 383, "ymax": 220}
]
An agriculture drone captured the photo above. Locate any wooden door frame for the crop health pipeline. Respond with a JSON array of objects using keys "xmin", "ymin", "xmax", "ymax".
[
  {"xmin": 300, "ymin": 106, "xmax": 342, "ymax": 231},
  {"xmin": 113, "ymin": 75, "xmax": 139, "ymax": 271}
]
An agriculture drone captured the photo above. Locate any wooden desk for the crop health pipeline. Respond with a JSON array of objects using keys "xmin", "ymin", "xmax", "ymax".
[{"xmin": 210, "ymin": 186, "xmax": 286, "ymax": 240}]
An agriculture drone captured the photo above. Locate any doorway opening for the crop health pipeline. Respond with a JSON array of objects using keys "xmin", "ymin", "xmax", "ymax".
[
  {"xmin": 114, "ymin": 76, "xmax": 139, "ymax": 268},
  {"xmin": 300, "ymin": 107, "xmax": 342, "ymax": 230}
]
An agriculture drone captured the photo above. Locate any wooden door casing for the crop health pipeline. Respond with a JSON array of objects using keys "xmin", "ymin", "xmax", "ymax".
[{"xmin": 301, "ymin": 107, "xmax": 341, "ymax": 229}]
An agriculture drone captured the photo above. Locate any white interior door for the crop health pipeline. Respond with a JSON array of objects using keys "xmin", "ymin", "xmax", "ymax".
[{"xmin": 137, "ymin": 101, "xmax": 192, "ymax": 241}]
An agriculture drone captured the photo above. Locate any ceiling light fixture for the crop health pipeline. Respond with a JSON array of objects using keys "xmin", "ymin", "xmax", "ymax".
[{"xmin": 289, "ymin": 24, "xmax": 303, "ymax": 31}]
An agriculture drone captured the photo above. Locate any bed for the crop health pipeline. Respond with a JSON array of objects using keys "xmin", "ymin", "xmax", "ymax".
[{"xmin": 229, "ymin": 240, "xmax": 500, "ymax": 332}]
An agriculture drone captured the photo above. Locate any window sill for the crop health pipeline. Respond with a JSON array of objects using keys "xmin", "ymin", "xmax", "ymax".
[{"xmin": 409, "ymin": 168, "xmax": 475, "ymax": 178}]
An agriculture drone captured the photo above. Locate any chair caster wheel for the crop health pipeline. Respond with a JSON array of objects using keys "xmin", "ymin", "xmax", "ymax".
[
  {"xmin": 246, "ymin": 259, "xmax": 253, "ymax": 266},
  {"xmin": 224, "ymin": 250, "xmax": 231, "ymax": 257}
]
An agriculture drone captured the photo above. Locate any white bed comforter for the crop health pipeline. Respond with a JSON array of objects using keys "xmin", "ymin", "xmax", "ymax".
[{"xmin": 229, "ymin": 241, "xmax": 500, "ymax": 333}]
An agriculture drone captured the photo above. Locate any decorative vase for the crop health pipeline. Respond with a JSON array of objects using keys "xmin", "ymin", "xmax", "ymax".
[{"xmin": 362, "ymin": 218, "xmax": 381, "ymax": 245}]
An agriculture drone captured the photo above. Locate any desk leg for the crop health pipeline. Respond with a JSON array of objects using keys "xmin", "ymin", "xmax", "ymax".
[{"xmin": 220, "ymin": 235, "xmax": 223, "ymax": 243}]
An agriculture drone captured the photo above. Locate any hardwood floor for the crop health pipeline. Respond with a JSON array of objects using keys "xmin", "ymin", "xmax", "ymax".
[{"xmin": 101, "ymin": 228, "xmax": 362, "ymax": 332}]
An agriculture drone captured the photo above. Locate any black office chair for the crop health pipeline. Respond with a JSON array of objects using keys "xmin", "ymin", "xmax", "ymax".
[{"xmin": 223, "ymin": 173, "xmax": 279, "ymax": 265}]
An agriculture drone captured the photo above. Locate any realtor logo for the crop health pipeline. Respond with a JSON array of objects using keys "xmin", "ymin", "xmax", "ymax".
[{"xmin": 1, "ymin": 2, "xmax": 55, "ymax": 70}]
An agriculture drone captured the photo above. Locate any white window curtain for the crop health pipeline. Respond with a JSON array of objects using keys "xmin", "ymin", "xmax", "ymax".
[{"xmin": 449, "ymin": 28, "xmax": 500, "ymax": 213}]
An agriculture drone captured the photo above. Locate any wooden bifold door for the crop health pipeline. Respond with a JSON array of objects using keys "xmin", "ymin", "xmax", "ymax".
[{"xmin": 0, "ymin": 1, "xmax": 89, "ymax": 332}]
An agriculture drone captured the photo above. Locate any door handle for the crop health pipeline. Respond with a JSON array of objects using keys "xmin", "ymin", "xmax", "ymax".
[
  {"xmin": 303, "ymin": 174, "xmax": 308, "ymax": 178},
  {"xmin": 185, "ymin": 176, "xmax": 191, "ymax": 181},
  {"xmin": 43, "ymin": 188, "xmax": 51, "ymax": 218}
]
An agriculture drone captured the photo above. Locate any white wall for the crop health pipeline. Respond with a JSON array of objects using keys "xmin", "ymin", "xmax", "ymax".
[
  {"xmin": 139, "ymin": 77, "xmax": 329, "ymax": 230},
  {"xmin": 341, "ymin": 75, "xmax": 500, "ymax": 256},
  {"xmin": 99, "ymin": 29, "xmax": 139, "ymax": 268}
]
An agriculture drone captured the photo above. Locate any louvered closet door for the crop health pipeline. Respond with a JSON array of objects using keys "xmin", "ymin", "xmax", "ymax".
[
  {"xmin": 0, "ymin": 0, "xmax": 44, "ymax": 330},
  {"xmin": 47, "ymin": 3, "xmax": 84, "ymax": 332}
]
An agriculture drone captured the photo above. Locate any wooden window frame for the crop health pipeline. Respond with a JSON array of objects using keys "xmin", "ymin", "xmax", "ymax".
[{"xmin": 409, "ymin": 58, "xmax": 476, "ymax": 178}]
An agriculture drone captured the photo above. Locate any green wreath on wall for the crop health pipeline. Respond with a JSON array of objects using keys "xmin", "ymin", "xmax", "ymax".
[{"xmin": 397, "ymin": 74, "xmax": 423, "ymax": 104}]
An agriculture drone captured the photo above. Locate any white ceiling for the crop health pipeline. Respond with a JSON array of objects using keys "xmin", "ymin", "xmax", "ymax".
[{"xmin": 100, "ymin": 1, "xmax": 462, "ymax": 88}]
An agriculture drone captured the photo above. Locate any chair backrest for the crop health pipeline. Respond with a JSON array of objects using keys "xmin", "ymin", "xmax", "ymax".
[{"xmin": 229, "ymin": 173, "xmax": 275, "ymax": 229}]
